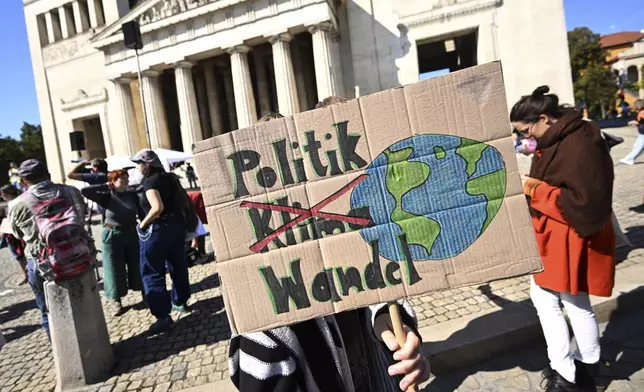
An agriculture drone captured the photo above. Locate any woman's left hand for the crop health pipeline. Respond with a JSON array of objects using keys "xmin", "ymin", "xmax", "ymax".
[
  {"xmin": 521, "ymin": 175, "xmax": 543, "ymax": 197},
  {"xmin": 381, "ymin": 325, "xmax": 431, "ymax": 390}
]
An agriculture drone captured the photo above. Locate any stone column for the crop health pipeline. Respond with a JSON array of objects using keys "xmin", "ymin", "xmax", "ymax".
[
  {"xmin": 253, "ymin": 50, "xmax": 272, "ymax": 116},
  {"xmin": 203, "ymin": 61, "xmax": 224, "ymax": 136},
  {"xmin": 309, "ymin": 22, "xmax": 340, "ymax": 100},
  {"xmin": 112, "ymin": 78, "xmax": 139, "ymax": 155},
  {"xmin": 58, "ymin": 7, "xmax": 72, "ymax": 39},
  {"xmin": 173, "ymin": 61, "xmax": 203, "ymax": 152},
  {"xmin": 269, "ymin": 33, "xmax": 300, "ymax": 115},
  {"xmin": 45, "ymin": 12, "xmax": 57, "ymax": 44},
  {"xmin": 87, "ymin": 0, "xmax": 104, "ymax": 28},
  {"xmin": 219, "ymin": 63, "xmax": 238, "ymax": 131},
  {"xmin": 73, "ymin": 1, "xmax": 90, "ymax": 33},
  {"xmin": 194, "ymin": 66, "xmax": 212, "ymax": 139},
  {"xmin": 141, "ymin": 70, "xmax": 170, "ymax": 149},
  {"xmin": 227, "ymin": 45, "xmax": 257, "ymax": 129}
]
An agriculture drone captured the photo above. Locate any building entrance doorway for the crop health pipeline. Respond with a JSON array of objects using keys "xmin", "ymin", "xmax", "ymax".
[
  {"xmin": 72, "ymin": 115, "xmax": 106, "ymax": 160},
  {"xmin": 417, "ymin": 30, "xmax": 478, "ymax": 80}
]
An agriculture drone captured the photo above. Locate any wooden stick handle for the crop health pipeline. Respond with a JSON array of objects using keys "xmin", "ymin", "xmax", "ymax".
[{"xmin": 388, "ymin": 302, "xmax": 418, "ymax": 392}]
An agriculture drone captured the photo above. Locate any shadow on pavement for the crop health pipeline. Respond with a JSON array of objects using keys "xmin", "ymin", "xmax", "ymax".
[
  {"xmin": 423, "ymin": 285, "xmax": 644, "ymax": 391},
  {"xmin": 596, "ymin": 289, "xmax": 644, "ymax": 391},
  {"xmin": 2, "ymin": 324, "xmax": 41, "ymax": 342},
  {"xmin": 616, "ymin": 225, "xmax": 644, "ymax": 264},
  {"xmin": 109, "ymin": 295, "xmax": 228, "ymax": 378},
  {"xmin": 629, "ymin": 204, "xmax": 644, "ymax": 214},
  {"xmin": 0, "ymin": 298, "xmax": 37, "ymax": 325},
  {"xmin": 422, "ymin": 286, "xmax": 546, "ymax": 391},
  {"xmin": 189, "ymin": 272, "xmax": 220, "ymax": 294}
]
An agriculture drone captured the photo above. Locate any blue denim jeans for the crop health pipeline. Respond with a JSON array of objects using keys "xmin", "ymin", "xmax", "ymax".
[
  {"xmin": 623, "ymin": 134, "xmax": 644, "ymax": 163},
  {"xmin": 27, "ymin": 259, "xmax": 50, "ymax": 339},
  {"xmin": 138, "ymin": 214, "xmax": 190, "ymax": 320}
]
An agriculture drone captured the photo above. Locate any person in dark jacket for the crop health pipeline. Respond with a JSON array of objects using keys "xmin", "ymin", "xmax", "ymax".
[
  {"xmin": 512, "ymin": 86, "xmax": 614, "ymax": 392},
  {"xmin": 133, "ymin": 149, "xmax": 191, "ymax": 334},
  {"xmin": 82, "ymin": 169, "xmax": 144, "ymax": 316}
]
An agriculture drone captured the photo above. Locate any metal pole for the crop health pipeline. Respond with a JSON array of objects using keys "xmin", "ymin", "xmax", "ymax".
[{"xmin": 135, "ymin": 48, "xmax": 152, "ymax": 148}]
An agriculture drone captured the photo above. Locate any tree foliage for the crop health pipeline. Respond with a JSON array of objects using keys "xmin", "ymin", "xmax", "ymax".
[
  {"xmin": 567, "ymin": 27, "xmax": 617, "ymax": 119},
  {"xmin": 0, "ymin": 122, "xmax": 46, "ymax": 185}
]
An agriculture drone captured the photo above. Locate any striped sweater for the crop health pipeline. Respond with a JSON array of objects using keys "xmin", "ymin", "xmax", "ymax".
[{"xmin": 228, "ymin": 301, "xmax": 418, "ymax": 392}]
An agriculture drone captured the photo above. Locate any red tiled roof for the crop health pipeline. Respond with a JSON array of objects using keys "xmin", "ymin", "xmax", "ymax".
[{"xmin": 600, "ymin": 31, "xmax": 644, "ymax": 48}]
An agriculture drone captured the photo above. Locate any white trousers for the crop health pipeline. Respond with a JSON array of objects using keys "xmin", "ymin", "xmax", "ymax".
[{"xmin": 530, "ymin": 277, "xmax": 601, "ymax": 383}]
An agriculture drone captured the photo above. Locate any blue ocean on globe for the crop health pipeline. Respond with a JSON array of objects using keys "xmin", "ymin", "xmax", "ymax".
[{"xmin": 350, "ymin": 134, "xmax": 507, "ymax": 262}]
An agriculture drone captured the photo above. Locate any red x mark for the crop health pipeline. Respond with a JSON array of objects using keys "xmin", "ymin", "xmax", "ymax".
[{"xmin": 240, "ymin": 174, "xmax": 371, "ymax": 253}]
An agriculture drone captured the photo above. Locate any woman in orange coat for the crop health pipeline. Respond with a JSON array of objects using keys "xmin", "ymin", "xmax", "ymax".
[{"xmin": 511, "ymin": 86, "xmax": 615, "ymax": 392}]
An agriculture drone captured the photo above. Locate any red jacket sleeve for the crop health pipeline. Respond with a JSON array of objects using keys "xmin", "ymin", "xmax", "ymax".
[{"xmin": 530, "ymin": 183, "xmax": 568, "ymax": 225}]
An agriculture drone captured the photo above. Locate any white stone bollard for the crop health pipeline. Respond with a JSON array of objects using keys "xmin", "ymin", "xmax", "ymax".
[{"xmin": 46, "ymin": 270, "xmax": 113, "ymax": 392}]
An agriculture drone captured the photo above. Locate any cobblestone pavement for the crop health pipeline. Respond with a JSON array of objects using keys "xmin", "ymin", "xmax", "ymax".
[
  {"xmin": 422, "ymin": 307, "xmax": 644, "ymax": 391},
  {"xmin": 0, "ymin": 126, "xmax": 643, "ymax": 391}
]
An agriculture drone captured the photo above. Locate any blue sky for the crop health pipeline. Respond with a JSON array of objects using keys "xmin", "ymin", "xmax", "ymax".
[{"xmin": 0, "ymin": 0, "xmax": 642, "ymax": 139}]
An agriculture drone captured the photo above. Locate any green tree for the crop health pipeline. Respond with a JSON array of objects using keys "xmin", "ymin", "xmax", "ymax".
[
  {"xmin": 19, "ymin": 122, "xmax": 46, "ymax": 164},
  {"xmin": 0, "ymin": 122, "xmax": 47, "ymax": 185},
  {"xmin": 567, "ymin": 27, "xmax": 617, "ymax": 119}
]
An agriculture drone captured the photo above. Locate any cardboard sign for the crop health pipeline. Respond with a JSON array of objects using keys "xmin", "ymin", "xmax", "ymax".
[{"xmin": 194, "ymin": 62, "xmax": 542, "ymax": 335}]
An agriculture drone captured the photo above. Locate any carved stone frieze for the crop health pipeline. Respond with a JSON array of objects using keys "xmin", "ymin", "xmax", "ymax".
[
  {"xmin": 398, "ymin": 0, "xmax": 501, "ymax": 27},
  {"xmin": 42, "ymin": 33, "xmax": 96, "ymax": 67},
  {"xmin": 139, "ymin": 0, "xmax": 218, "ymax": 25}
]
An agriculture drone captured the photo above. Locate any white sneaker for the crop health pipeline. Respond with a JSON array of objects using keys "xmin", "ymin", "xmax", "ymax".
[{"xmin": 620, "ymin": 159, "xmax": 635, "ymax": 165}]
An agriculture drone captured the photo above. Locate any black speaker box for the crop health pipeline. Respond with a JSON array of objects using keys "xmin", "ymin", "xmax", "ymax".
[
  {"xmin": 69, "ymin": 131, "xmax": 85, "ymax": 152},
  {"xmin": 123, "ymin": 21, "xmax": 143, "ymax": 50}
]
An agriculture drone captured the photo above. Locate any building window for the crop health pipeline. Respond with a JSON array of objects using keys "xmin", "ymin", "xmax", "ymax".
[
  {"xmin": 78, "ymin": 0, "xmax": 90, "ymax": 32},
  {"xmin": 417, "ymin": 30, "xmax": 478, "ymax": 80},
  {"xmin": 50, "ymin": 10, "xmax": 63, "ymax": 41},
  {"xmin": 37, "ymin": 14, "xmax": 48, "ymax": 45},
  {"xmin": 627, "ymin": 66, "xmax": 639, "ymax": 83},
  {"xmin": 63, "ymin": 4, "xmax": 77, "ymax": 37}
]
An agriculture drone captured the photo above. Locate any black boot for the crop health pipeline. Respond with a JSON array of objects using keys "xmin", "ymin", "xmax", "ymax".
[
  {"xmin": 574, "ymin": 360, "xmax": 597, "ymax": 391},
  {"xmin": 541, "ymin": 366, "xmax": 587, "ymax": 392}
]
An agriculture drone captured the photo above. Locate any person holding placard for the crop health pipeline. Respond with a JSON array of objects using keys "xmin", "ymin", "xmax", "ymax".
[
  {"xmin": 227, "ymin": 109, "xmax": 430, "ymax": 392},
  {"xmin": 512, "ymin": 86, "xmax": 615, "ymax": 392}
]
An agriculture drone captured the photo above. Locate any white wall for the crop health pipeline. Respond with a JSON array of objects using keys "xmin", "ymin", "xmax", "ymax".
[{"xmin": 496, "ymin": 0, "xmax": 574, "ymax": 107}]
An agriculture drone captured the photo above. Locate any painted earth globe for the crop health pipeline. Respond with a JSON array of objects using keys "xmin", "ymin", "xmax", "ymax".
[{"xmin": 350, "ymin": 134, "xmax": 507, "ymax": 261}]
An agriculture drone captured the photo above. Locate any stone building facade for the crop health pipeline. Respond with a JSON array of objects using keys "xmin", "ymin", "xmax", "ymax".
[{"xmin": 23, "ymin": 0, "xmax": 574, "ymax": 183}]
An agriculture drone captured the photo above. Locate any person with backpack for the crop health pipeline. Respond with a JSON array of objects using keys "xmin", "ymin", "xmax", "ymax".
[
  {"xmin": 82, "ymin": 169, "xmax": 145, "ymax": 316},
  {"xmin": 8, "ymin": 159, "xmax": 94, "ymax": 338},
  {"xmin": 132, "ymin": 149, "xmax": 194, "ymax": 334}
]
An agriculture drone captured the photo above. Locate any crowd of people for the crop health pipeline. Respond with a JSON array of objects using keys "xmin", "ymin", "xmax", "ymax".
[{"xmin": 0, "ymin": 88, "xmax": 640, "ymax": 392}]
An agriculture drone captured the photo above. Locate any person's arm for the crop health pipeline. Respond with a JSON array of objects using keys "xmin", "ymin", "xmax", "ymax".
[
  {"xmin": 81, "ymin": 184, "xmax": 111, "ymax": 209},
  {"xmin": 229, "ymin": 333, "xmax": 300, "ymax": 392},
  {"xmin": 67, "ymin": 160, "xmax": 89, "ymax": 181},
  {"xmin": 139, "ymin": 189, "xmax": 164, "ymax": 229}
]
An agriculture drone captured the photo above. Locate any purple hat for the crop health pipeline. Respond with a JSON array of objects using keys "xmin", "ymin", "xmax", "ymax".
[{"xmin": 19, "ymin": 159, "xmax": 48, "ymax": 181}]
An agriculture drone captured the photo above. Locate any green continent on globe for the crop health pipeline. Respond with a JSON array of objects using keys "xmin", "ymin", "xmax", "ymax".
[
  {"xmin": 433, "ymin": 146, "xmax": 446, "ymax": 159},
  {"xmin": 456, "ymin": 138, "xmax": 488, "ymax": 178},
  {"xmin": 384, "ymin": 147, "xmax": 441, "ymax": 256},
  {"xmin": 466, "ymin": 168, "xmax": 507, "ymax": 234}
]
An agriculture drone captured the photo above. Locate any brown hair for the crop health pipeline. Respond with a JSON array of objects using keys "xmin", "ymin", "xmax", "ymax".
[
  {"xmin": 634, "ymin": 99, "xmax": 644, "ymax": 112},
  {"xmin": 258, "ymin": 112, "xmax": 284, "ymax": 123},
  {"xmin": 315, "ymin": 96, "xmax": 348, "ymax": 109},
  {"xmin": 107, "ymin": 169, "xmax": 128, "ymax": 185}
]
